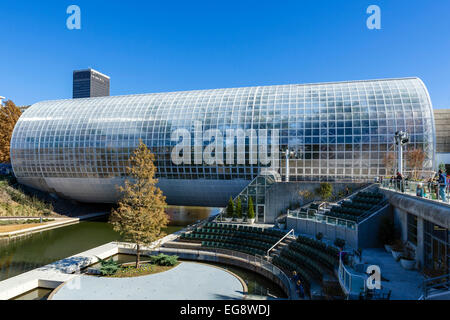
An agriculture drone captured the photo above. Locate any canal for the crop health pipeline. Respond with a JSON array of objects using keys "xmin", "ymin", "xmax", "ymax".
[{"xmin": 0, "ymin": 206, "xmax": 219, "ymax": 282}]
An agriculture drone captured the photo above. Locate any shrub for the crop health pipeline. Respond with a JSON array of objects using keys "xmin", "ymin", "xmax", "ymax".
[
  {"xmin": 149, "ymin": 253, "xmax": 178, "ymax": 266},
  {"xmin": 334, "ymin": 238, "xmax": 346, "ymax": 250},
  {"xmin": 317, "ymin": 183, "xmax": 333, "ymax": 201},
  {"xmin": 97, "ymin": 257, "xmax": 120, "ymax": 275},
  {"xmin": 315, "ymin": 232, "xmax": 323, "ymax": 242}
]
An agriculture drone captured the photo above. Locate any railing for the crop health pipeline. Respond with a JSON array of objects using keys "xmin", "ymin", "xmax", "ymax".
[
  {"xmin": 266, "ymin": 229, "xmax": 295, "ymax": 257},
  {"xmin": 338, "ymin": 251, "xmax": 367, "ymax": 297},
  {"xmin": 287, "ymin": 183, "xmax": 386, "ymax": 230},
  {"xmin": 380, "ymin": 179, "xmax": 450, "ymax": 205},
  {"xmin": 288, "ymin": 209, "xmax": 357, "ymax": 230},
  {"xmin": 421, "ymin": 273, "xmax": 450, "ymax": 300}
]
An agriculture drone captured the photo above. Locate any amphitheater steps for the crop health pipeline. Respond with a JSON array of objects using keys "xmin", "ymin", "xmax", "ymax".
[{"xmin": 162, "ymin": 240, "xmax": 201, "ymax": 250}]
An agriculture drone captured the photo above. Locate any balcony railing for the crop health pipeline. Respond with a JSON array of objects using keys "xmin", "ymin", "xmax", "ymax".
[
  {"xmin": 288, "ymin": 209, "xmax": 357, "ymax": 230},
  {"xmin": 338, "ymin": 251, "xmax": 367, "ymax": 297},
  {"xmin": 380, "ymin": 179, "xmax": 450, "ymax": 205}
]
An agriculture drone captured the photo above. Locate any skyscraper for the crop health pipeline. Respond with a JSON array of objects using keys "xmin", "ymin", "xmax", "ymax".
[{"xmin": 72, "ymin": 68, "xmax": 110, "ymax": 99}]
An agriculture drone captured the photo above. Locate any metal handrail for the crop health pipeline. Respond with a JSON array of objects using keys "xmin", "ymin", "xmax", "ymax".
[
  {"xmin": 338, "ymin": 251, "xmax": 367, "ymax": 297},
  {"xmin": 266, "ymin": 229, "xmax": 295, "ymax": 257},
  {"xmin": 421, "ymin": 273, "xmax": 450, "ymax": 299},
  {"xmin": 380, "ymin": 179, "xmax": 450, "ymax": 205},
  {"xmin": 288, "ymin": 209, "xmax": 357, "ymax": 230}
]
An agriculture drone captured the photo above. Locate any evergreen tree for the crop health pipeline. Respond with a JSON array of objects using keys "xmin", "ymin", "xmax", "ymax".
[
  {"xmin": 247, "ymin": 197, "xmax": 255, "ymax": 220},
  {"xmin": 110, "ymin": 140, "xmax": 168, "ymax": 267},
  {"xmin": 236, "ymin": 197, "xmax": 242, "ymax": 218},
  {"xmin": 226, "ymin": 197, "xmax": 234, "ymax": 218}
]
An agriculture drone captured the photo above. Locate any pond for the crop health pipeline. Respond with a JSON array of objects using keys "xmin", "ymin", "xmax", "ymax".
[{"xmin": 0, "ymin": 206, "xmax": 220, "ymax": 282}]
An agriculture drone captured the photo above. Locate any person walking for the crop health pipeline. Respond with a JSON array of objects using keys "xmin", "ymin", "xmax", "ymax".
[
  {"xmin": 416, "ymin": 183, "xmax": 424, "ymax": 197},
  {"xmin": 427, "ymin": 177, "xmax": 435, "ymax": 199},
  {"xmin": 396, "ymin": 172, "xmax": 404, "ymax": 192},
  {"xmin": 296, "ymin": 280, "xmax": 305, "ymax": 299},
  {"xmin": 291, "ymin": 270, "xmax": 299, "ymax": 283},
  {"xmin": 438, "ymin": 170, "xmax": 447, "ymax": 202}
]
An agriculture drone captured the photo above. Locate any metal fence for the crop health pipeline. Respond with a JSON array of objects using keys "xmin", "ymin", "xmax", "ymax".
[
  {"xmin": 421, "ymin": 273, "xmax": 450, "ymax": 299},
  {"xmin": 288, "ymin": 209, "xmax": 357, "ymax": 230},
  {"xmin": 380, "ymin": 179, "xmax": 450, "ymax": 205},
  {"xmin": 338, "ymin": 251, "xmax": 367, "ymax": 297}
]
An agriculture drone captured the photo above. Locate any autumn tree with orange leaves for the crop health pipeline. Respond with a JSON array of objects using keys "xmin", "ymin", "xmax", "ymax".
[{"xmin": 0, "ymin": 100, "xmax": 22, "ymax": 163}]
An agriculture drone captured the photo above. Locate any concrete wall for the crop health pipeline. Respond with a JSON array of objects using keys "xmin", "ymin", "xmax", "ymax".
[
  {"xmin": 357, "ymin": 204, "xmax": 391, "ymax": 248},
  {"xmin": 265, "ymin": 182, "xmax": 366, "ymax": 223},
  {"xmin": 381, "ymin": 189, "xmax": 450, "ymax": 229},
  {"xmin": 381, "ymin": 188, "xmax": 450, "ymax": 270},
  {"xmin": 286, "ymin": 204, "xmax": 390, "ymax": 249}
]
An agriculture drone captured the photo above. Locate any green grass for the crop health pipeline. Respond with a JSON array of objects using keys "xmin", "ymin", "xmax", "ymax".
[
  {"xmin": 0, "ymin": 218, "xmax": 54, "ymax": 225},
  {"xmin": 110, "ymin": 262, "xmax": 180, "ymax": 278}
]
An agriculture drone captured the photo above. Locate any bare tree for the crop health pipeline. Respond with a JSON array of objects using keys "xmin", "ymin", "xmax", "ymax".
[{"xmin": 407, "ymin": 148, "xmax": 426, "ymax": 180}]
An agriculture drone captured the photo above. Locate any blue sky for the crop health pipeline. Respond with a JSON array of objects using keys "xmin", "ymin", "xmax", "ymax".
[{"xmin": 1, "ymin": 0, "xmax": 449, "ymax": 108}]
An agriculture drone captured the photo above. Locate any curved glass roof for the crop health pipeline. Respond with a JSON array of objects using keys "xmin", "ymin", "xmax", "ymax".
[{"xmin": 10, "ymin": 78, "xmax": 435, "ymax": 202}]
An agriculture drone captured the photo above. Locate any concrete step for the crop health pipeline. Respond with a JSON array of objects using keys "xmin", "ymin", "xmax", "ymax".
[{"xmin": 163, "ymin": 241, "xmax": 201, "ymax": 249}]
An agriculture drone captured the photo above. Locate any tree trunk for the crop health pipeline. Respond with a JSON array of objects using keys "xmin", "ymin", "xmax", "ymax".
[{"xmin": 136, "ymin": 243, "xmax": 140, "ymax": 268}]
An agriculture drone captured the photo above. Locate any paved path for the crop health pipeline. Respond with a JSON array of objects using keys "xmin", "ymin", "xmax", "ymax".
[
  {"xmin": 362, "ymin": 248, "xmax": 424, "ymax": 300},
  {"xmin": 51, "ymin": 262, "xmax": 244, "ymax": 300}
]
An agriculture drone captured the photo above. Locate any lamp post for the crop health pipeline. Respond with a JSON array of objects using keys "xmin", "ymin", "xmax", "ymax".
[
  {"xmin": 394, "ymin": 131, "xmax": 409, "ymax": 176},
  {"xmin": 282, "ymin": 147, "xmax": 298, "ymax": 182}
]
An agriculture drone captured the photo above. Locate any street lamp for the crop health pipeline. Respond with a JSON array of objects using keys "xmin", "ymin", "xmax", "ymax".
[
  {"xmin": 394, "ymin": 131, "xmax": 409, "ymax": 175},
  {"xmin": 281, "ymin": 147, "xmax": 298, "ymax": 182}
]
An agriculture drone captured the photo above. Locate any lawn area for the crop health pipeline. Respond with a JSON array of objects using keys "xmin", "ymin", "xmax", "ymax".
[
  {"xmin": 0, "ymin": 222, "xmax": 49, "ymax": 233},
  {"xmin": 109, "ymin": 262, "xmax": 180, "ymax": 278},
  {"xmin": 0, "ymin": 218, "xmax": 55, "ymax": 233}
]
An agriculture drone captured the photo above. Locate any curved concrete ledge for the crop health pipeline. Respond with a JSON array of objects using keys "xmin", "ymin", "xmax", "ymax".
[
  {"xmin": 50, "ymin": 262, "xmax": 245, "ymax": 300},
  {"xmin": 1, "ymin": 240, "xmax": 295, "ymax": 300},
  {"xmin": 381, "ymin": 189, "xmax": 450, "ymax": 229},
  {"xmin": 116, "ymin": 244, "xmax": 298, "ymax": 299}
]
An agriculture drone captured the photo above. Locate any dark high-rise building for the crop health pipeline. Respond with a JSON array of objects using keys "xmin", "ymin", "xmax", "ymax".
[{"xmin": 73, "ymin": 68, "xmax": 110, "ymax": 99}]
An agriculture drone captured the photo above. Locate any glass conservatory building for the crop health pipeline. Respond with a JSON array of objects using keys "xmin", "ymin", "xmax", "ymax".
[{"xmin": 10, "ymin": 78, "xmax": 435, "ymax": 207}]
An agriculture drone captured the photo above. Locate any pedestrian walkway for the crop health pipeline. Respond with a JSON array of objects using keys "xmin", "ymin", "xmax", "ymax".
[
  {"xmin": 362, "ymin": 248, "xmax": 424, "ymax": 300},
  {"xmin": 51, "ymin": 262, "xmax": 245, "ymax": 300}
]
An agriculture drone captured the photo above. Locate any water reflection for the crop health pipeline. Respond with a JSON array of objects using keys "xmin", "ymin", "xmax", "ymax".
[
  {"xmin": 0, "ymin": 206, "xmax": 218, "ymax": 282},
  {"xmin": 165, "ymin": 206, "xmax": 221, "ymax": 225}
]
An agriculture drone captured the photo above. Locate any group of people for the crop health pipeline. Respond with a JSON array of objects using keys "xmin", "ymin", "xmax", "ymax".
[
  {"xmin": 384, "ymin": 169, "xmax": 449, "ymax": 203},
  {"xmin": 415, "ymin": 169, "xmax": 448, "ymax": 202}
]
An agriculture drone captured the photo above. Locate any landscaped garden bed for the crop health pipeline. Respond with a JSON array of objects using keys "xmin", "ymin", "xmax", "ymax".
[
  {"xmin": 110, "ymin": 262, "xmax": 180, "ymax": 278},
  {"xmin": 90, "ymin": 253, "xmax": 180, "ymax": 278}
]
